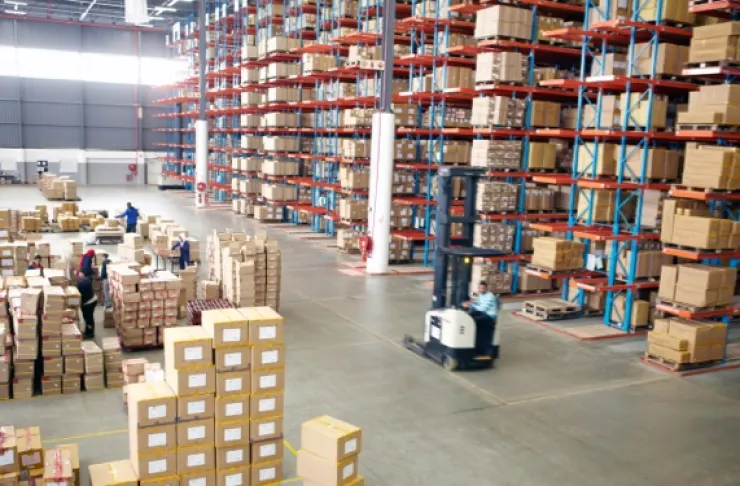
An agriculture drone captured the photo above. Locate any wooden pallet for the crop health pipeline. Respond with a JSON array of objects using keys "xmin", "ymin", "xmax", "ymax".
[
  {"xmin": 677, "ymin": 123, "xmax": 740, "ymax": 132},
  {"xmin": 643, "ymin": 353, "xmax": 721, "ymax": 372},
  {"xmin": 655, "ymin": 298, "xmax": 731, "ymax": 314},
  {"xmin": 662, "ymin": 242, "xmax": 738, "ymax": 255},
  {"xmin": 670, "ymin": 185, "xmax": 740, "ymax": 195},
  {"xmin": 685, "ymin": 59, "xmax": 740, "ymax": 70},
  {"xmin": 523, "ymin": 298, "xmax": 581, "ymax": 321}
]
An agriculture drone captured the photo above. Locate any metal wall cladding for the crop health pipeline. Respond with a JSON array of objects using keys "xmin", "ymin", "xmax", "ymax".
[
  {"xmin": 85, "ymin": 127, "xmax": 135, "ymax": 151},
  {"xmin": 84, "ymin": 105, "xmax": 135, "ymax": 129},
  {"xmin": 0, "ymin": 125, "xmax": 21, "ymax": 148},
  {"xmin": 17, "ymin": 21, "xmax": 82, "ymax": 50},
  {"xmin": 24, "ymin": 126, "xmax": 83, "ymax": 149},
  {"xmin": 22, "ymin": 101, "xmax": 82, "ymax": 127},
  {"xmin": 84, "ymin": 82, "xmax": 137, "ymax": 106},
  {"xmin": 0, "ymin": 100, "xmax": 20, "ymax": 124},
  {"xmin": 82, "ymin": 27, "xmax": 136, "ymax": 55},
  {"xmin": 0, "ymin": 77, "xmax": 20, "ymax": 100}
]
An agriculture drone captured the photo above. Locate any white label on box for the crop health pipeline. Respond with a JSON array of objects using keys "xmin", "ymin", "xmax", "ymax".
[
  {"xmin": 258, "ymin": 467, "xmax": 276, "ymax": 481},
  {"xmin": 189, "ymin": 478, "xmax": 206, "ymax": 486},
  {"xmin": 21, "ymin": 452, "xmax": 40, "ymax": 466},
  {"xmin": 225, "ymin": 377, "xmax": 242, "ymax": 392},
  {"xmin": 343, "ymin": 463, "xmax": 355, "ymax": 479},
  {"xmin": 226, "ymin": 449, "xmax": 243, "ymax": 464},
  {"xmin": 188, "ymin": 400, "xmax": 206, "ymax": 415},
  {"xmin": 261, "ymin": 350, "xmax": 279, "ymax": 364},
  {"xmin": 259, "ymin": 374, "xmax": 277, "ymax": 389},
  {"xmin": 188, "ymin": 425, "xmax": 206, "ymax": 441},
  {"xmin": 148, "ymin": 404, "xmax": 167, "ymax": 420},
  {"xmin": 0, "ymin": 450, "xmax": 14, "ymax": 466},
  {"xmin": 223, "ymin": 328, "xmax": 241, "ymax": 342},
  {"xmin": 187, "ymin": 453, "xmax": 205, "ymax": 467},
  {"xmin": 148, "ymin": 459, "xmax": 167, "ymax": 474},
  {"xmin": 258, "ymin": 397, "xmax": 276, "ymax": 412},
  {"xmin": 224, "ymin": 427, "xmax": 242, "ymax": 442},
  {"xmin": 259, "ymin": 443, "xmax": 276, "ymax": 458},
  {"xmin": 184, "ymin": 346, "xmax": 203, "ymax": 361},
  {"xmin": 344, "ymin": 438, "xmax": 358, "ymax": 454},
  {"xmin": 189, "ymin": 373, "xmax": 206, "ymax": 388},
  {"xmin": 225, "ymin": 473, "xmax": 242, "ymax": 486},
  {"xmin": 258, "ymin": 422, "xmax": 275, "ymax": 437},
  {"xmin": 259, "ymin": 326, "xmax": 276, "ymax": 340},
  {"xmin": 224, "ymin": 352, "xmax": 242, "ymax": 367},
  {"xmin": 225, "ymin": 402, "xmax": 243, "ymax": 417},
  {"xmin": 148, "ymin": 432, "xmax": 167, "ymax": 448}
]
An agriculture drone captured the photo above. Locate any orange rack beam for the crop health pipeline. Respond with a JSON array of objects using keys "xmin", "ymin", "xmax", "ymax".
[
  {"xmin": 669, "ymin": 185, "xmax": 740, "ymax": 201},
  {"xmin": 656, "ymin": 302, "xmax": 740, "ymax": 319},
  {"xmin": 532, "ymin": 173, "xmax": 575, "ymax": 185},
  {"xmin": 525, "ymin": 267, "xmax": 601, "ymax": 280},
  {"xmin": 689, "ymin": 0, "xmax": 740, "ymax": 16},
  {"xmin": 577, "ymin": 178, "xmax": 671, "ymax": 190},
  {"xmin": 589, "ymin": 19, "xmax": 693, "ymax": 43},
  {"xmin": 477, "ymin": 38, "xmax": 583, "ymax": 58},
  {"xmin": 391, "ymin": 230, "xmax": 434, "ymax": 241},
  {"xmin": 574, "ymin": 278, "xmax": 660, "ymax": 292},
  {"xmin": 480, "ymin": 212, "xmax": 571, "ymax": 221},
  {"xmin": 675, "ymin": 129, "xmax": 740, "ymax": 142},
  {"xmin": 572, "ymin": 230, "xmax": 661, "ymax": 242},
  {"xmin": 662, "ymin": 247, "xmax": 740, "ymax": 260}
]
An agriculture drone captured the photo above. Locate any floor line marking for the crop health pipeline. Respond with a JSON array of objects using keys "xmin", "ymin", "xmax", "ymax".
[
  {"xmin": 43, "ymin": 428, "xmax": 128, "ymax": 444},
  {"xmin": 280, "ymin": 477, "xmax": 301, "ymax": 484},
  {"xmin": 283, "ymin": 438, "xmax": 298, "ymax": 456}
]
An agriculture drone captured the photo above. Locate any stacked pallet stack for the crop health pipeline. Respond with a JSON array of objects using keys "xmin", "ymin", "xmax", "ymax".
[
  {"xmin": 9, "ymin": 285, "xmax": 40, "ymax": 399},
  {"xmin": 297, "ymin": 416, "xmax": 364, "ymax": 486},
  {"xmin": 40, "ymin": 286, "xmax": 67, "ymax": 396},
  {"xmin": 61, "ymin": 321, "xmax": 82, "ymax": 394}
]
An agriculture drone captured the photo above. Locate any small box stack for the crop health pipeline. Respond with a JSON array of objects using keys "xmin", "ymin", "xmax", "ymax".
[
  {"xmin": 43, "ymin": 446, "xmax": 74, "ymax": 486},
  {"xmin": 103, "ymin": 337, "xmax": 124, "ymax": 388},
  {"xmin": 198, "ymin": 281, "xmax": 221, "ymax": 300},
  {"xmin": 473, "ymin": 223, "xmax": 516, "ymax": 253},
  {"xmin": 41, "ymin": 286, "xmax": 66, "ymax": 395},
  {"xmin": 658, "ymin": 264, "xmax": 737, "ymax": 308},
  {"xmin": 200, "ymin": 310, "xmax": 252, "ymax": 486},
  {"xmin": 17, "ymin": 426, "xmax": 43, "ymax": 472},
  {"xmin": 179, "ymin": 266, "xmax": 198, "ymax": 318},
  {"xmin": 10, "ymin": 287, "xmax": 40, "ymax": 399},
  {"xmin": 648, "ymin": 317, "xmax": 727, "ymax": 365},
  {"xmin": 222, "ymin": 247, "xmax": 256, "ymax": 308},
  {"xmin": 61, "ymin": 322, "xmax": 82, "ymax": 394},
  {"xmin": 475, "ymin": 182, "xmax": 518, "ymax": 213},
  {"xmin": 82, "ymin": 341, "xmax": 104, "ymax": 391},
  {"xmin": 297, "ymin": 416, "xmax": 364, "ymax": 486},
  {"xmin": 0, "ymin": 425, "xmax": 18, "ymax": 481},
  {"xmin": 122, "ymin": 358, "xmax": 148, "ymax": 404},
  {"xmin": 88, "ymin": 459, "xmax": 138, "ymax": 486},
  {"xmin": 127, "ymin": 381, "xmax": 179, "ymax": 482},
  {"xmin": 163, "ymin": 327, "xmax": 216, "ymax": 486},
  {"xmin": 119, "ymin": 233, "xmax": 146, "ymax": 265}
]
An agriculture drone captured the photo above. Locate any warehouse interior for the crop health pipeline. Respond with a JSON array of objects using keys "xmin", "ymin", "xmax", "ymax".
[{"xmin": 2, "ymin": 0, "xmax": 740, "ymax": 485}]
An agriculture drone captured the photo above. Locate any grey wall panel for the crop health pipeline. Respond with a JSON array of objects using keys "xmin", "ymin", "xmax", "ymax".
[
  {"xmin": 0, "ymin": 101, "xmax": 19, "ymax": 124},
  {"xmin": 139, "ymin": 86, "xmax": 161, "ymax": 106},
  {"xmin": 24, "ymin": 126, "xmax": 82, "ymax": 148},
  {"xmin": 140, "ymin": 32, "xmax": 166, "ymax": 58},
  {"xmin": 82, "ymin": 27, "xmax": 136, "ymax": 55},
  {"xmin": 0, "ymin": 77, "xmax": 19, "ymax": 100},
  {"xmin": 0, "ymin": 19, "xmax": 13, "ymax": 45},
  {"xmin": 17, "ymin": 22, "xmax": 81, "ymax": 51},
  {"xmin": 87, "ymin": 162, "xmax": 143, "ymax": 185},
  {"xmin": 84, "ymin": 105, "xmax": 135, "ymax": 129},
  {"xmin": 142, "ymin": 108, "xmax": 166, "ymax": 129},
  {"xmin": 21, "ymin": 79, "xmax": 83, "ymax": 103},
  {"xmin": 142, "ymin": 130, "xmax": 166, "ymax": 151},
  {"xmin": 83, "ymin": 83, "xmax": 135, "ymax": 106},
  {"xmin": 0, "ymin": 125, "xmax": 21, "ymax": 148},
  {"xmin": 85, "ymin": 127, "xmax": 135, "ymax": 150},
  {"xmin": 22, "ymin": 102, "xmax": 82, "ymax": 127}
]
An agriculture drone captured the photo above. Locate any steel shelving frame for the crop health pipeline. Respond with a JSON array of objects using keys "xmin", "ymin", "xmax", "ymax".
[{"xmin": 543, "ymin": 0, "xmax": 695, "ymax": 330}]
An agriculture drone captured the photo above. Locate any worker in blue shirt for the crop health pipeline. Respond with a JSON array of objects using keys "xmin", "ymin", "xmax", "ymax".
[
  {"xmin": 171, "ymin": 235, "xmax": 190, "ymax": 271},
  {"xmin": 117, "ymin": 202, "xmax": 140, "ymax": 233},
  {"xmin": 463, "ymin": 281, "xmax": 499, "ymax": 321}
]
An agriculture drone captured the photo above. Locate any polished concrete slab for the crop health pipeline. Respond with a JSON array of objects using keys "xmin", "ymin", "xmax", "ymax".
[{"xmin": 2, "ymin": 185, "xmax": 740, "ymax": 485}]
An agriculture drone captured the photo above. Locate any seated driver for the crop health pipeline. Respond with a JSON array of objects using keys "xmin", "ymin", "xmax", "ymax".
[{"xmin": 462, "ymin": 281, "xmax": 499, "ymax": 321}]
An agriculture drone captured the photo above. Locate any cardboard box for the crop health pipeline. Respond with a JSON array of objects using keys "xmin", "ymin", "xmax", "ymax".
[
  {"xmin": 215, "ymin": 446, "xmax": 250, "ymax": 470},
  {"xmin": 56, "ymin": 444, "xmax": 79, "ymax": 486},
  {"xmin": 215, "ymin": 395, "xmax": 250, "ymax": 423},
  {"xmin": 250, "ymin": 460, "xmax": 282, "ymax": 486},
  {"xmin": 138, "ymin": 476, "xmax": 179, "ymax": 486},
  {"xmin": 215, "ymin": 421, "xmax": 250, "ymax": 448},
  {"xmin": 165, "ymin": 367, "xmax": 215, "ymax": 396},
  {"xmin": 301, "ymin": 416, "xmax": 362, "ymax": 462},
  {"xmin": 215, "ymin": 467, "xmax": 249, "ymax": 486},
  {"xmin": 201, "ymin": 309, "xmax": 248, "ymax": 347},
  {"xmin": 176, "ymin": 445, "xmax": 215, "ymax": 475},
  {"xmin": 178, "ymin": 394, "xmax": 215, "ymax": 422},
  {"xmin": 250, "ymin": 416, "xmax": 283, "ymax": 443},
  {"xmin": 131, "ymin": 424, "xmax": 177, "ymax": 456},
  {"xmin": 163, "ymin": 327, "xmax": 213, "ymax": 370},
  {"xmin": 178, "ymin": 470, "xmax": 214, "ymax": 486},
  {"xmin": 42, "ymin": 448, "xmax": 73, "ymax": 486},
  {"xmin": 250, "ymin": 344, "xmax": 285, "ymax": 371},
  {"xmin": 250, "ymin": 392, "xmax": 284, "ymax": 420},
  {"xmin": 88, "ymin": 459, "xmax": 138, "ymax": 486},
  {"xmin": 297, "ymin": 450, "xmax": 359, "ymax": 486},
  {"xmin": 250, "ymin": 368, "xmax": 285, "ymax": 395},
  {"xmin": 216, "ymin": 371, "xmax": 250, "ymax": 397},
  {"xmin": 126, "ymin": 382, "xmax": 178, "ymax": 427},
  {"xmin": 215, "ymin": 347, "xmax": 250, "ymax": 373},
  {"xmin": 0, "ymin": 426, "xmax": 18, "ymax": 475},
  {"xmin": 250, "ymin": 438, "xmax": 284, "ymax": 465},
  {"xmin": 16, "ymin": 428, "xmax": 42, "ymax": 471},
  {"xmin": 131, "ymin": 451, "xmax": 177, "ymax": 481},
  {"xmin": 239, "ymin": 307, "xmax": 285, "ymax": 345}
]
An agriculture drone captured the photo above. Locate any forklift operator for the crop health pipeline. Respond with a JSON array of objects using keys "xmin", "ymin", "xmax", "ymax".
[{"xmin": 462, "ymin": 281, "xmax": 499, "ymax": 321}]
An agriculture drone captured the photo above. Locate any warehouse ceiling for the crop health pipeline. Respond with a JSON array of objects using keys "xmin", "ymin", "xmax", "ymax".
[{"xmin": 2, "ymin": 0, "xmax": 201, "ymax": 27}]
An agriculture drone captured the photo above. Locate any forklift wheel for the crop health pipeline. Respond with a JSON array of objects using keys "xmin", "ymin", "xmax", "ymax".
[{"xmin": 442, "ymin": 356, "xmax": 458, "ymax": 372}]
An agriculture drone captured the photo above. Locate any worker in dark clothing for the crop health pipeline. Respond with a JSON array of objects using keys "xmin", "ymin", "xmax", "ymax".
[
  {"xmin": 77, "ymin": 268, "xmax": 98, "ymax": 340},
  {"xmin": 101, "ymin": 252, "xmax": 111, "ymax": 309},
  {"xmin": 117, "ymin": 202, "xmax": 140, "ymax": 233},
  {"xmin": 28, "ymin": 254, "xmax": 44, "ymax": 276},
  {"xmin": 79, "ymin": 249, "xmax": 95, "ymax": 278},
  {"xmin": 171, "ymin": 235, "xmax": 190, "ymax": 271}
]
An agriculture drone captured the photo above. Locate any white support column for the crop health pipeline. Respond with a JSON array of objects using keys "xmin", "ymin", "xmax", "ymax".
[
  {"xmin": 195, "ymin": 119, "xmax": 208, "ymax": 208},
  {"xmin": 367, "ymin": 111, "xmax": 395, "ymax": 275}
]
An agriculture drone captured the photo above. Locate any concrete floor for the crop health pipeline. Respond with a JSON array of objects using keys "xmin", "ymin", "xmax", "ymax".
[{"xmin": 3, "ymin": 185, "xmax": 740, "ymax": 486}]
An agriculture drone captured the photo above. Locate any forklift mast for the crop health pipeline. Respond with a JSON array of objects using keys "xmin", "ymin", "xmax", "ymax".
[{"xmin": 432, "ymin": 167, "xmax": 487, "ymax": 310}]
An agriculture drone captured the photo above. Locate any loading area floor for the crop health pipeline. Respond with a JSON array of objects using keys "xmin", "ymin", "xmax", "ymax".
[{"xmin": 3, "ymin": 185, "xmax": 740, "ymax": 486}]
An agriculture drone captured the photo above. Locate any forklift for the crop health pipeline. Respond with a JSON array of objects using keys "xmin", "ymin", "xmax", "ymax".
[{"xmin": 403, "ymin": 167, "xmax": 504, "ymax": 371}]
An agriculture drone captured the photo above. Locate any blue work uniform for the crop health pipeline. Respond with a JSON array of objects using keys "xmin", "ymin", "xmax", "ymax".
[
  {"xmin": 172, "ymin": 239, "xmax": 190, "ymax": 270},
  {"xmin": 471, "ymin": 291, "xmax": 499, "ymax": 319},
  {"xmin": 117, "ymin": 207, "xmax": 140, "ymax": 233}
]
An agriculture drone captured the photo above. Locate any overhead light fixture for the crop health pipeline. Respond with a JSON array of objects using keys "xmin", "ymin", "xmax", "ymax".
[
  {"xmin": 4, "ymin": 1, "xmax": 27, "ymax": 6},
  {"xmin": 4, "ymin": 9, "xmax": 26, "ymax": 14}
]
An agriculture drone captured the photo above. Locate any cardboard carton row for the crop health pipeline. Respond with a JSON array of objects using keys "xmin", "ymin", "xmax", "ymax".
[
  {"xmin": 473, "ymin": 223, "xmax": 516, "ymax": 253},
  {"xmin": 297, "ymin": 416, "xmax": 365, "ymax": 486},
  {"xmin": 658, "ymin": 264, "xmax": 737, "ymax": 308},
  {"xmin": 661, "ymin": 198, "xmax": 740, "ymax": 250},
  {"xmin": 37, "ymin": 174, "xmax": 78, "ymax": 201},
  {"xmin": 336, "ymin": 230, "xmax": 413, "ymax": 261},
  {"xmin": 648, "ymin": 318, "xmax": 727, "ymax": 364},
  {"xmin": 0, "ymin": 426, "xmax": 81, "ymax": 486},
  {"xmin": 531, "ymin": 238, "xmax": 585, "ymax": 272}
]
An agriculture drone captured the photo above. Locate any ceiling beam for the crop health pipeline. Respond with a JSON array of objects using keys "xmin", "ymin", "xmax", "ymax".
[{"xmin": 79, "ymin": 0, "xmax": 98, "ymax": 20}]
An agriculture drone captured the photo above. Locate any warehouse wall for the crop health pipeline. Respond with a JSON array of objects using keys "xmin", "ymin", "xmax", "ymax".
[{"xmin": 0, "ymin": 18, "xmax": 171, "ymax": 185}]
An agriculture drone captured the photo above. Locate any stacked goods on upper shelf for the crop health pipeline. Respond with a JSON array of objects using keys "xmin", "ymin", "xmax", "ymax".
[
  {"xmin": 658, "ymin": 264, "xmax": 736, "ymax": 309},
  {"xmin": 661, "ymin": 198, "xmax": 740, "ymax": 251},
  {"xmin": 531, "ymin": 238, "xmax": 585, "ymax": 272},
  {"xmin": 297, "ymin": 416, "xmax": 364, "ymax": 486}
]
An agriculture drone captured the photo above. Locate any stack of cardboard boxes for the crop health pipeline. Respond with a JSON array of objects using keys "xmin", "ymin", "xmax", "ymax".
[
  {"xmin": 531, "ymin": 237, "xmax": 585, "ymax": 272},
  {"xmin": 658, "ymin": 264, "xmax": 737, "ymax": 308},
  {"xmin": 40, "ymin": 286, "xmax": 67, "ymax": 395},
  {"xmin": 473, "ymin": 223, "xmax": 516, "ymax": 252},
  {"xmin": 9, "ymin": 286, "xmax": 41, "ymax": 399},
  {"xmin": 661, "ymin": 198, "xmax": 740, "ymax": 250},
  {"xmin": 472, "ymin": 263, "xmax": 514, "ymax": 294},
  {"xmin": 475, "ymin": 182, "xmax": 518, "ymax": 213},
  {"xmin": 688, "ymin": 21, "xmax": 740, "ymax": 65},
  {"xmin": 647, "ymin": 318, "xmax": 727, "ymax": 365},
  {"xmin": 681, "ymin": 143, "xmax": 740, "ymax": 191},
  {"xmin": 474, "ymin": 52, "xmax": 526, "ymax": 84},
  {"xmin": 119, "ymin": 233, "xmax": 147, "ymax": 265},
  {"xmin": 82, "ymin": 341, "xmax": 105, "ymax": 391},
  {"xmin": 474, "ymin": 5, "xmax": 534, "ymax": 42},
  {"xmin": 297, "ymin": 416, "xmax": 364, "ymax": 486},
  {"xmin": 103, "ymin": 337, "xmax": 124, "ymax": 388},
  {"xmin": 37, "ymin": 175, "xmax": 79, "ymax": 201},
  {"xmin": 470, "ymin": 140, "xmax": 522, "ymax": 169},
  {"xmin": 471, "ymin": 96, "xmax": 526, "ymax": 128}
]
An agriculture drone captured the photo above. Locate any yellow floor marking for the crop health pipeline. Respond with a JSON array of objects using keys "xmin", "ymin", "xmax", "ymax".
[
  {"xmin": 283, "ymin": 438, "xmax": 298, "ymax": 456},
  {"xmin": 279, "ymin": 478, "xmax": 301, "ymax": 484},
  {"xmin": 42, "ymin": 429, "xmax": 128, "ymax": 444}
]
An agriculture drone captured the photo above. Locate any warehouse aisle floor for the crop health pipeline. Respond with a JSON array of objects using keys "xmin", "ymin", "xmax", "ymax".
[{"xmin": 3, "ymin": 185, "xmax": 740, "ymax": 486}]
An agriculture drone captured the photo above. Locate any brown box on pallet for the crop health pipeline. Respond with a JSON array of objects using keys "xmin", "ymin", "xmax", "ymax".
[
  {"xmin": 163, "ymin": 327, "xmax": 212, "ymax": 370},
  {"xmin": 251, "ymin": 460, "xmax": 282, "ymax": 486},
  {"xmin": 215, "ymin": 445, "xmax": 250, "ymax": 470},
  {"xmin": 609, "ymin": 295, "xmax": 650, "ymax": 328},
  {"xmin": 301, "ymin": 415, "xmax": 363, "ymax": 462},
  {"xmin": 42, "ymin": 447, "xmax": 72, "ymax": 486},
  {"xmin": 177, "ymin": 394, "xmax": 215, "ymax": 422},
  {"xmin": 127, "ymin": 381, "xmax": 177, "ymax": 427},
  {"xmin": 131, "ymin": 424, "xmax": 177, "ymax": 457},
  {"xmin": 0, "ymin": 427, "xmax": 17, "ymax": 475},
  {"xmin": 531, "ymin": 238, "xmax": 584, "ymax": 271},
  {"xmin": 176, "ymin": 444, "xmax": 215, "ymax": 476},
  {"xmin": 215, "ymin": 421, "xmax": 249, "ymax": 448},
  {"xmin": 297, "ymin": 450, "xmax": 360, "ymax": 486},
  {"xmin": 590, "ymin": 53, "xmax": 627, "ymax": 77},
  {"xmin": 576, "ymin": 143, "xmax": 618, "ymax": 176},
  {"xmin": 683, "ymin": 143, "xmax": 740, "ymax": 190},
  {"xmin": 635, "ymin": 42, "xmax": 688, "ymax": 76},
  {"xmin": 16, "ymin": 428, "xmax": 42, "ymax": 471},
  {"xmin": 659, "ymin": 264, "xmax": 737, "ymax": 307},
  {"xmin": 649, "ymin": 318, "xmax": 725, "ymax": 363}
]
